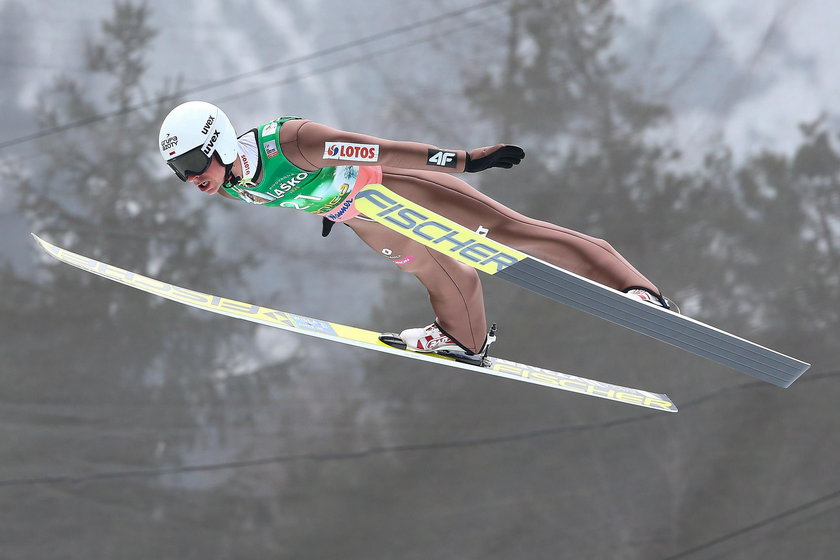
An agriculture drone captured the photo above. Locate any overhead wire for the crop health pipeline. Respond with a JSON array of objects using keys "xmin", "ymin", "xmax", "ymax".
[
  {"xmin": 0, "ymin": 368, "xmax": 836, "ymax": 490},
  {"xmin": 5, "ymin": 15, "xmax": 497, "ymax": 168},
  {"xmin": 662, "ymin": 483, "xmax": 840, "ymax": 559},
  {"xmin": 3, "ymin": 5, "xmax": 835, "ymax": 554},
  {"xmin": 0, "ymin": 0, "xmax": 509, "ymax": 153},
  {"xmin": 1, "ymin": 369, "xmax": 837, "ymax": 560},
  {"xmin": 212, "ymin": 17, "xmax": 496, "ymax": 106}
]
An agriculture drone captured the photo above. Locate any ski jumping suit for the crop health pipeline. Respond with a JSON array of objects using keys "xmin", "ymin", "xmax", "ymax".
[{"xmin": 222, "ymin": 117, "xmax": 661, "ymax": 353}]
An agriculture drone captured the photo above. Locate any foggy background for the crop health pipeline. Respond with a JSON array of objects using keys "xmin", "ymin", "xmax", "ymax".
[{"xmin": 1, "ymin": 0, "xmax": 839, "ymax": 558}]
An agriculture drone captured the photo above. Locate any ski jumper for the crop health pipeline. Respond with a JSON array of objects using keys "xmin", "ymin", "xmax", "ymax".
[{"xmin": 222, "ymin": 117, "xmax": 661, "ymax": 353}]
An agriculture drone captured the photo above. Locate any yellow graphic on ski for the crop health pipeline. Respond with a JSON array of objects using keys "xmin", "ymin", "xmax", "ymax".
[
  {"xmin": 354, "ymin": 184, "xmax": 810, "ymax": 388},
  {"xmin": 31, "ymin": 233, "xmax": 677, "ymax": 412},
  {"xmin": 354, "ymin": 184, "xmax": 527, "ymax": 275}
]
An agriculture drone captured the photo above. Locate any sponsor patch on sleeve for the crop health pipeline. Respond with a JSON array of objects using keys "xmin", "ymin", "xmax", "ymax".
[
  {"xmin": 323, "ymin": 142, "xmax": 380, "ymax": 162},
  {"xmin": 262, "ymin": 122, "xmax": 278, "ymax": 137},
  {"xmin": 427, "ymin": 149, "xmax": 458, "ymax": 168},
  {"xmin": 264, "ymin": 140, "xmax": 279, "ymax": 158}
]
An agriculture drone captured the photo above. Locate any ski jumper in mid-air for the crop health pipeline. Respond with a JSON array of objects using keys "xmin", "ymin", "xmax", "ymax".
[{"xmin": 159, "ymin": 101, "xmax": 670, "ymax": 356}]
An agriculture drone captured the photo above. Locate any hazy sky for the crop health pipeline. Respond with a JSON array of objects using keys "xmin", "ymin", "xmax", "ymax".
[
  {"xmin": 4, "ymin": 0, "xmax": 839, "ymax": 156},
  {"xmin": 617, "ymin": 0, "xmax": 840, "ymax": 157}
]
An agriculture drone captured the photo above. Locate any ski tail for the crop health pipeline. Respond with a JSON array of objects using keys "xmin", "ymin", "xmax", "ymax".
[{"xmin": 354, "ymin": 184, "xmax": 810, "ymax": 388}]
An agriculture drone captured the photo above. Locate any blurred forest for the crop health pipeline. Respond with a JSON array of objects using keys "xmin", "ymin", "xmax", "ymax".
[{"xmin": 1, "ymin": 1, "xmax": 838, "ymax": 559}]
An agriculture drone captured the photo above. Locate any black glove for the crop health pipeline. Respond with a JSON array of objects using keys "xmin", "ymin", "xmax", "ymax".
[{"xmin": 464, "ymin": 144, "xmax": 525, "ymax": 172}]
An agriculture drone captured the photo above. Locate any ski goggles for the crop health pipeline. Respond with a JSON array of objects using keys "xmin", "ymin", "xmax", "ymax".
[{"xmin": 166, "ymin": 146, "xmax": 212, "ymax": 182}]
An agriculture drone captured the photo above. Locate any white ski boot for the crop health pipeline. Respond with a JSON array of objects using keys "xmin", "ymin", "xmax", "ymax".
[
  {"xmin": 399, "ymin": 322, "xmax": 463, "ymax": 353},
  {"xmin": 625, "ymin": 287, "xmax": 680, "ymax": 313},
  {"xmin": 378, "ymin": 322, "xmax": 497, "ymax": 367}
]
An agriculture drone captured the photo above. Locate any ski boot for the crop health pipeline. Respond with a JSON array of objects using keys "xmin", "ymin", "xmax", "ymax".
[
  {"xmin": 379, "ymin": 322, "xmax": 497, "ymax": 367},
  {"xmin": 624, "ymin": 287, "xmax": 681, "ymax": 314}
]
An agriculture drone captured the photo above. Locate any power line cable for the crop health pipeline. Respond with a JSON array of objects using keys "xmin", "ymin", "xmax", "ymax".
[
  {"xmin": 662, "ymin": 486, "xmax": 840, "ymax": 559},
  {"xmin": 3, "ymin": 368, "xmax": 836, "ymax": 560},
  {"xmin": 0, "ymin": 409, "xmax": 661, "ymax": 488},
  {"xmin": 1, "ymin": 12, "xmax": 500, "ymax": 168},
  {"xmin": 212, "ymin": 18, "xmax": 492, "ymax": 106},
  {"xmin": 0, "ymin": 368, "xmax": 835, "ymax": 489},
  {"xmin": 4, "ymin": 11, "xmax": 835, "ymax": 551},
  {"xmin": 0, "ymin": 0, "xmax": 509, "ymax": 153}
]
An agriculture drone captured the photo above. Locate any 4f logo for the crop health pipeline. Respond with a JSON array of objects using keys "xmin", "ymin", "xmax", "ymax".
[{"xmin": 427, "ymin": 149, "xmax": 457, "ymax": 168}]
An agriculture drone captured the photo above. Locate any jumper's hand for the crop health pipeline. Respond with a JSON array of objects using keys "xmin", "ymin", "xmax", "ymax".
[{"xmin": 464, "ymin": 145, "xmax": 525, "ymax": 172}]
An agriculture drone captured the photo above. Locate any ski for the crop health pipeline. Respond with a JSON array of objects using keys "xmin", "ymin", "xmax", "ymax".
[
  {"xmin": 354, "ymin": 184, "xmax": 811, "ymax": 388},
  {"xmin": 31, "ymin": 234, "xmax": 677, "ymax": 413}
]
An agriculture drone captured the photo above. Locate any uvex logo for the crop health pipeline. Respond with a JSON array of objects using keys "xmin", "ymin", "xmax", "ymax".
[
  {"xmin": 202, "ymin": 115, "xmax": 215, "ymax": 135},
  {"xmin": 202, "ymin": 129, "xmax": 221, "ymax": 155}
]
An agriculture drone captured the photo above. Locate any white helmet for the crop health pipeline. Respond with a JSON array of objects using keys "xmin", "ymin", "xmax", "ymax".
[{"xmin": 159, "ymin": 101, "xmax": 238, "ymax": 181}]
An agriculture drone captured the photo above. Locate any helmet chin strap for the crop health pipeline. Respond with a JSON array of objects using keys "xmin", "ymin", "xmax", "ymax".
[
  {"xmin": 220, "ymin": 153, "xmax": 241, "ymax": 186},
  {"xmin": 224, "ymin": 163, "xmax": 240, "ymax": 185}
]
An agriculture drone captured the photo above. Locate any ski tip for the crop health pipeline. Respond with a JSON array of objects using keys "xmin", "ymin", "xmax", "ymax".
[
  {"xmin": 30, "ymin": 233, "xmax": 60, "ymax": 259},
  {"xmin": 30, "ymin": 233, "xmax": 48, "ymax": 250},
  {"xmin": 644, "ymin": 393, "xmax": 678, "ymax": 412},
  {"xmin": 645, "ymin": 395, "xmax": 678, "ymax": 413}
]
